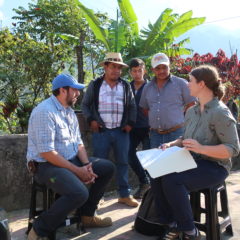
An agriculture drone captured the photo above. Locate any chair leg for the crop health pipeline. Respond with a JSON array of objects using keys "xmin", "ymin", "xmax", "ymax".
[
  {"xmin": 205, "ymin": 188, "xmax": 219, "ymax": 240},
  {"xmin": 190, "ymin": 192, "xmax": 201, "ymax": 222},
  {"xmin": 26, "ymin": 181, "xmax": 37, "ymax": 234}
]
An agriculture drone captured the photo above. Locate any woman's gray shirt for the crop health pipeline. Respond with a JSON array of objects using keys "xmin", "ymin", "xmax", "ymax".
[{"xmin": 184, "ymin": 97, "xmax": 240, "ymax": 172}]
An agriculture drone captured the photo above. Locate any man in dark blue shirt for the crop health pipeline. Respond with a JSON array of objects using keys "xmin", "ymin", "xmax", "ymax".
[{"xmin": 128, "ymin": 58, "xmax": 150, "ymax": 199}]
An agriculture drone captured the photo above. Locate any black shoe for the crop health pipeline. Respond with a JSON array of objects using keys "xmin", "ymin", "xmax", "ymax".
[
  {"xmin": 182, "ymin": 228, "xmax": 201, "ymax": 240},
  {"xmin": 133, "ymin": 184, "xmax": 150, "ymax": 199}
]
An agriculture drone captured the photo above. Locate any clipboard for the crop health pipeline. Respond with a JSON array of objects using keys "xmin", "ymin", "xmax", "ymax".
[{"xmin": 136, "ymin": 146, "xmax": 197, "ymax": 178}]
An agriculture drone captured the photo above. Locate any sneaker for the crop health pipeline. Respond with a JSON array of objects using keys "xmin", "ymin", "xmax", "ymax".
[
  {"xmin": 133, "ymin": 184, "xmax": 150, "ymax": 199},
  {"xmin": 27, "ymin": 228, "xmax": 48, "ymax": 240},
  {"xmin": 81, "ymin": 215, "xmax": 112, "ymax": 228},
  {"xmin": 160, "ymin": 228, "xmax": 182, "ymax": 240},
  {"xmin": 182, "ymin": 228, "xmax": 201, "ymax": 240},
  {"xmin": 118, "ymin": 196, "xmax": 139, "ymax": 207}
]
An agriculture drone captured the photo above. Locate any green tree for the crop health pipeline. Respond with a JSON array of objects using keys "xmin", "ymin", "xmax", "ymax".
[
  {"xmin": 0, "ymin": 29, "xmax": 67, "ymax": 133},
  {"xmin": 13, "ymin": 0, "xmax": 109, "ymax": 83}
]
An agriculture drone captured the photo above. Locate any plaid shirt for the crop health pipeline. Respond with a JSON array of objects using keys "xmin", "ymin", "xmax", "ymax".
[
  {"xmin": 27, "ymin": 95, "xmax": 82, "ymax": 163},
  {"xmin": 98, "ymin": 80, "xmax": 124, "ymax": 129}
]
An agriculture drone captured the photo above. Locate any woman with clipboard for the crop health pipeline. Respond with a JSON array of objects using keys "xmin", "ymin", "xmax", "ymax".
[{"xmin": 153, "ymin": 65, "xmax": 240, "ymax": 240}]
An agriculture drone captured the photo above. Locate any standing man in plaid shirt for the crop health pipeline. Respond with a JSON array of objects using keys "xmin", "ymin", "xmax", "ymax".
[{"xmin": 82, "ymin": 52, "xmax": 138, "ymax": 207}]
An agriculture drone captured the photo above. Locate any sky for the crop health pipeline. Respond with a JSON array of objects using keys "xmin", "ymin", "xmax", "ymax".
[{"xmin": 1, "ymin": 0, "xmax": 240, "ymax": 57}]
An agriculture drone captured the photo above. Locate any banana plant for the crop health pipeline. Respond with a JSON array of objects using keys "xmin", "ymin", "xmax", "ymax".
[
  {"xmin": 75, "ymin": 0, "xmax": 205, "ymax": 60},
  {"xmin": 138, "ymin": 8, "xmax": 205, "ymax": 57},
  {"xmin": 74, "ymin": 0, "xmax": 138, "ymax": 52}
]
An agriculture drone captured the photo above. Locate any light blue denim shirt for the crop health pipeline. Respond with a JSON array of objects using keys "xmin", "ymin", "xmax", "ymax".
[{"xmin": 27, "ymin": 95, "xmax": 82, "ymax": 163}]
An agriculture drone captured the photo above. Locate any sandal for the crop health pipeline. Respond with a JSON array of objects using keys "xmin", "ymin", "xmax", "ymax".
[
  {"xmin": 182, "ymin": 228, "xmax": 201, "ymax": 240},
  {"xmin": 159, "ymin": 228, "xmax": 182, "ymax": 240}
]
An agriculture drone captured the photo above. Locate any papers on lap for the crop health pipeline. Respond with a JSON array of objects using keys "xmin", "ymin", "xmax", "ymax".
[{"xmin": 136, "ymin": 146, "xmax": 197, "ymax": 178}]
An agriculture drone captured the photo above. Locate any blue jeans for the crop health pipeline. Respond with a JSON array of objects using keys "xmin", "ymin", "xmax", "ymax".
[
  {"xmin": 151, "ymin": 158, "xmax": 228, "ymax": 231},
  {"xmin": 92, "ymin": 128, "xmax": 130, "ymax": 197},
  {"xmin": 150, "ymin": 128, "xmax": 184, "ymax": 148},
  {"xmin": 33, "ymin": 157, "xmax": 114, "ymax": 237},
  {"xmin": 128, "ymin": 127, "xmax": 150, "ymax": 185}
]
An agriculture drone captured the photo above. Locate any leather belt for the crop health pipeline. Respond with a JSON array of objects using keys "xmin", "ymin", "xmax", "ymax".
[{"xmin": 151, "ymin": 123, "xmax": 184, "ymax": 135}]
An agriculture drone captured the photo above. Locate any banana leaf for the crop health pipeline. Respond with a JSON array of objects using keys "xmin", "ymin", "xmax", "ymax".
[
  {"xmin": 117, "ymin": 0, "xmax": 139, "ymax": 36},
  {"xmin": 74, "ymin": 0, "xmax": 110, "ymax": 50}
]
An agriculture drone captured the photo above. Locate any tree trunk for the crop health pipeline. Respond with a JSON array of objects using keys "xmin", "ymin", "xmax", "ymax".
[
  {"xmin": 76, "ymin": 32, "xmax": 85, "ymax": 84},
  {"xmin": 75, "ymin": 32, "xmax": 85, "ymax": 108}
]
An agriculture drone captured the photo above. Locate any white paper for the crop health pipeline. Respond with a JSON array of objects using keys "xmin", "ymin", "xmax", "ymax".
[{"xmin": 136, "ymin": 146, "xmax": 197, "ymax": 178}]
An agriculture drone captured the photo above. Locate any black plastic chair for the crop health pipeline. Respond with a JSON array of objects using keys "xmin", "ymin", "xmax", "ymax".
[
  {"xmin": 190, "ymin": 182, "xmax": 233, "ymax": 240},
  {"xmin": 26, "ymin": 178, "xmax": 84, "ymax": 240}
]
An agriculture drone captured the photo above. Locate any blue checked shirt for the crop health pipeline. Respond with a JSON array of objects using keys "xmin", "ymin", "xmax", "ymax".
[{"xmin": 27, "ymin": 95, "xmax": 83, "ymax": 163}]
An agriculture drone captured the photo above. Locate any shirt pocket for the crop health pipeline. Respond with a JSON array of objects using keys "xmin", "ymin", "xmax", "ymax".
[{"xmin": 56, "ymin": 122, "xmax": 70, "ymax": 141}]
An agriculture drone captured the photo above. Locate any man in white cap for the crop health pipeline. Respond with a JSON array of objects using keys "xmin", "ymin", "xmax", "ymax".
[
  {"xmin": 82, "ymin": 52, "xmax": 139, "ymax": 207},
  {"xmin": 27, "ymin": 74, "xmax": 115, "ymax": 240},
  {"xmin": 140, "ymin": 52, "xmax": 196, "ymax": 148}
]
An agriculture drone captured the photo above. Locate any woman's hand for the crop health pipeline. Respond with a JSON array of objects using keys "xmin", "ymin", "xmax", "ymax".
[
  {"xmin": 182, "ymin": 139, "xmax": 204, "ymax": 154},
  {"xmin": 159, "ymin": 143, "xmax": 171, "ymax": 151}
]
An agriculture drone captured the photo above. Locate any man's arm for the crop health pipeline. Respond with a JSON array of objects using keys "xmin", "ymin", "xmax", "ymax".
[
  {"xmin": 127, "ymin": 83, "xmax": 137, "ymax": 127},
  {"xmin": 40, "ymin": 151, "xmax": 97, "ymax": 183},
  {"xmin": 77, "ymin": 144, "xmax": 90, "ymax": 165},
  {"xmin": 81, "ymin": 81, "xmax": 95, "ymax": 122}
]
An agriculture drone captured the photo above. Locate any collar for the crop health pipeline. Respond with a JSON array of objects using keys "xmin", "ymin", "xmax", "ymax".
[
  {"xmin": 50, "ymin": 95, "xmax": 72, "ymax": 113},
  {"xmin": 194, "ymin": 97, "xmax": 219, "ymax": 113},
  {"xmin": 152, "ymin": 74, "xmax": 172, "ymax": 83}
]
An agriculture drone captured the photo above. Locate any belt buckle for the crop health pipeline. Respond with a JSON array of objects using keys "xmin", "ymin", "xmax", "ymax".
[{"xmin": 157, "ymin": 128, "xmax": 165, "ymax": 134}]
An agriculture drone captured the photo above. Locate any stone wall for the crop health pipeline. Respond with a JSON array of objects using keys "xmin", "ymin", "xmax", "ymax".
[{"xmin": 0, "ymin": 134, "xmax": 31, "ymax": 211}]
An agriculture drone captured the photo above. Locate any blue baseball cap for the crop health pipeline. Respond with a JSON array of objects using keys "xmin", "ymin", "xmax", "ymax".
[{"xmin": 52, "ymin": 74, "xmax": 85, "ymax": 91}]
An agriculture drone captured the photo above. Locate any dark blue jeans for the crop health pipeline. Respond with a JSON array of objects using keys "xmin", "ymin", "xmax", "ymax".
[
  {"xmin": 150, "ymin": 128, "xmax": 184, "ymax": 148},
  {"xmin": 33, "ymin": 157, "xmax": 114, "ymax": 237},
  {"xmin": 151, "ymin": 159, "xmax": 228, "ymax": 231},
  {"xmin": 128, "ymin": 127, "xmax": 150, "ymax": 184},
  {"xmin": 92, "ymin": 128, "xmax": 130, "ymax": 197}
]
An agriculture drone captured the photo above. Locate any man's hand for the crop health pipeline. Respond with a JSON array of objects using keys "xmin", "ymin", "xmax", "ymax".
[
  {"xmin": 74, "ymin": 163, "xmax": 98, "ymax": 184},
  {"xmin": 90, "ymin": 120, "xmax": 101, "ymax": 132},
  {"xmin": 142, "ymin": 108, "xmax": 149, "ymax": 116},
  {"xmin": 122, "ymin": 125, "xmax": 132, "ymax": 133}
]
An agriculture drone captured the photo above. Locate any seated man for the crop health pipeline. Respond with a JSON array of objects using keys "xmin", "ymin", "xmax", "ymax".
[{"xmin": 27, "ymin": 74, "xmax": 115, "ymax": 240}]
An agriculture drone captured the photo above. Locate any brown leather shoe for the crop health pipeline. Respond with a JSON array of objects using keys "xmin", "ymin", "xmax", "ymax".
[
  {"xmin": 81, "ymin": 216, "xmax": 112, "ymax": 228},
  {"xmin": 118, "ymin": 196, "xmax": 139, "ymax": 207},
  {"xmin": 27, "ymin": 228, "xmax": 48, "ymax": 240}
]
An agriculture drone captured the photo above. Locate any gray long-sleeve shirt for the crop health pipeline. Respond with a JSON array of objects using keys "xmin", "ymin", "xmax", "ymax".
[{"xmin": 184, "ymin": 97, "xmax": 240, "ymax": 172}]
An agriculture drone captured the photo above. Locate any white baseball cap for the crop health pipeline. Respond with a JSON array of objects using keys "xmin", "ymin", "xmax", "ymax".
[{"xmin": 151, "ymin": 53, "xmax": 170, "ymax": 68}]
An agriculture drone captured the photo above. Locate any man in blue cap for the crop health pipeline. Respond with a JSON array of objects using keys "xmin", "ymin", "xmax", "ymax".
[{"xmin": 27, "ymin": 74, "xmax": 115, "ymax": 240}]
